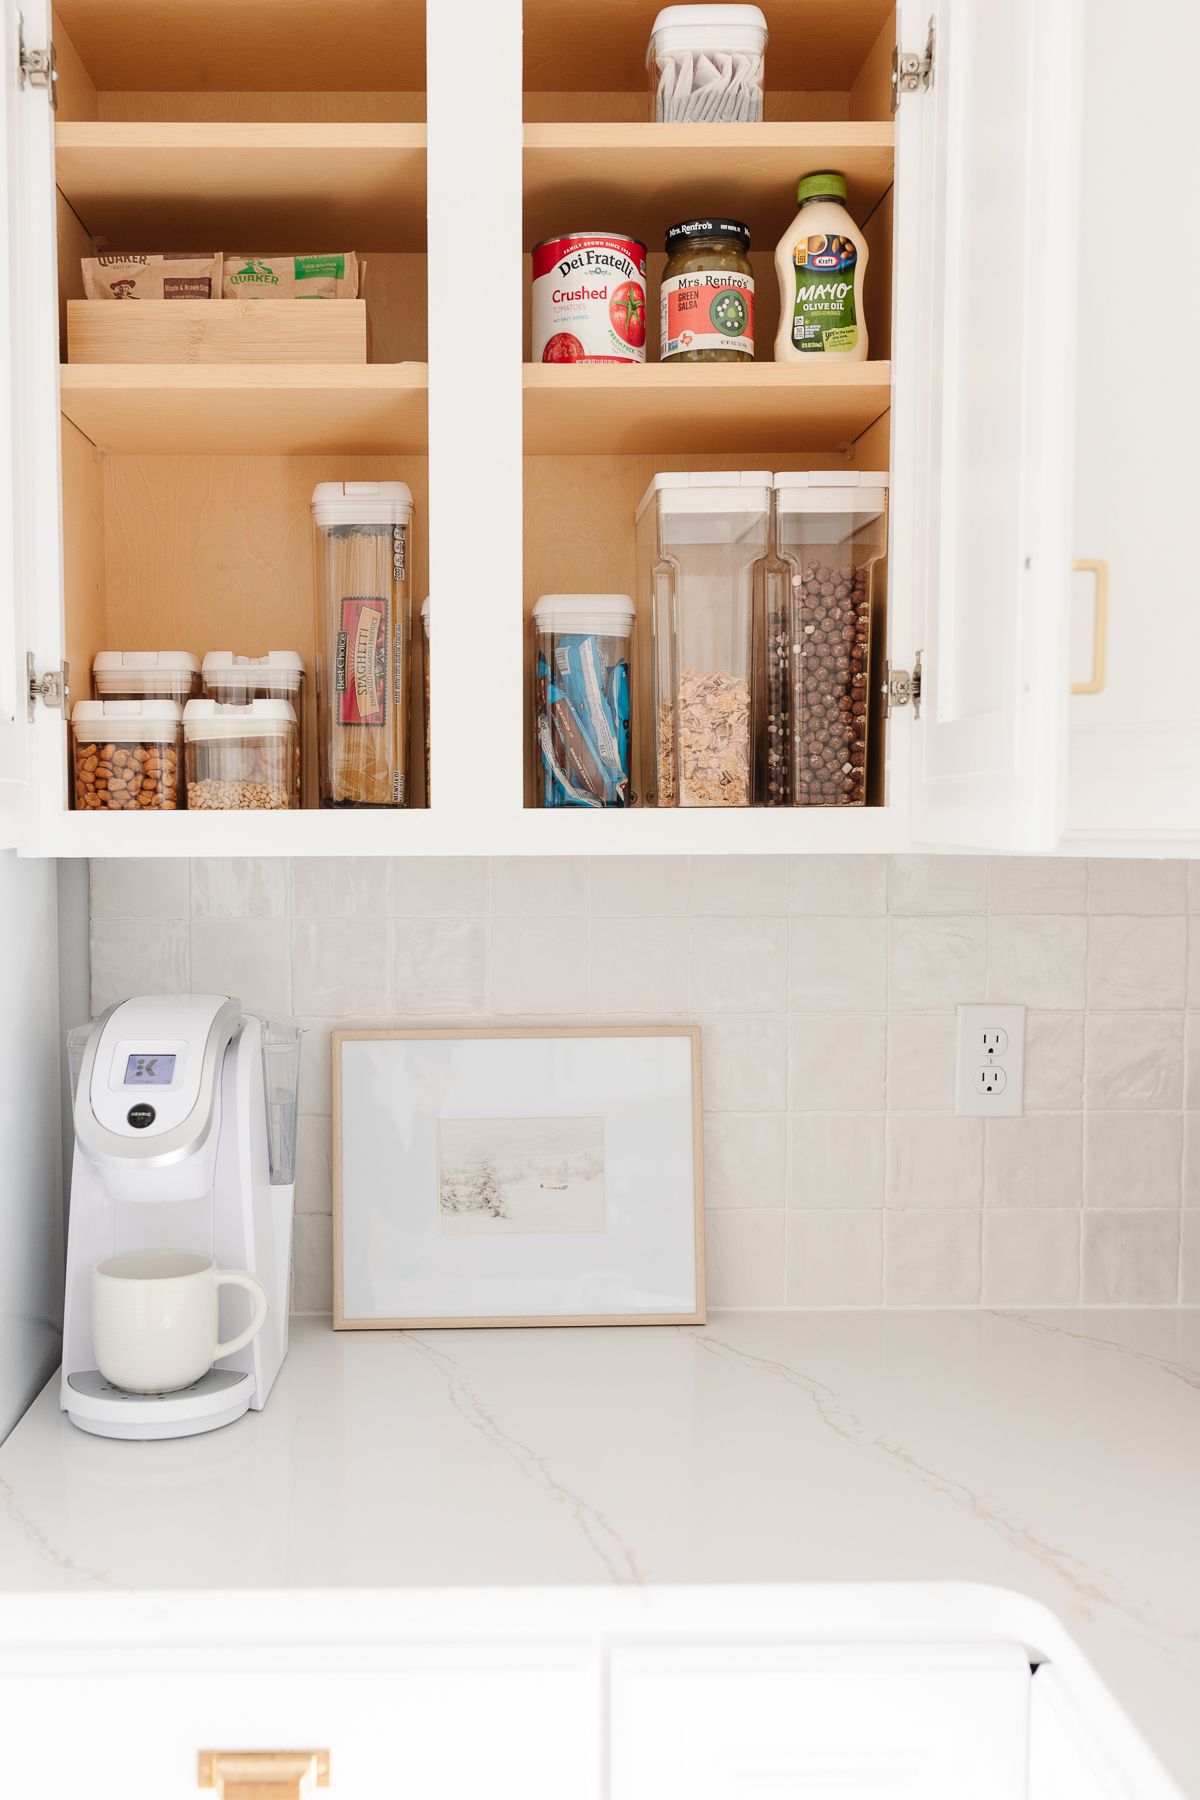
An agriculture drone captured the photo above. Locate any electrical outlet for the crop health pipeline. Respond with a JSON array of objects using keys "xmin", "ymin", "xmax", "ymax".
[{"xmin": 955, "ymin": 1003, "xmax": 1025, "ymax": 1116}]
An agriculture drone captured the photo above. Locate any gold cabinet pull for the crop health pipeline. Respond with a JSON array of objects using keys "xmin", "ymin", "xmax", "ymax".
[
  {"xmin": 198, "ymin": 1748, "xmax": 330, "ymax": 1799},
  {"xmin": 1071, "ymin": 558, "xmax": 1109, "ymax": 694}
]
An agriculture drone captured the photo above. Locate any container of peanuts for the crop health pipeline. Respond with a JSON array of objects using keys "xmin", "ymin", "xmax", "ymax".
[
  {"xmin": 182, "ymin": 699, "xmax": 300, "ymax": 810},
  {"xmin": 92, "ymin": 649, "xmax": 200, "ymax": 704},
  {"xmin": 71, "ymin": 699, "xmax": 182, "ymax": 811}
]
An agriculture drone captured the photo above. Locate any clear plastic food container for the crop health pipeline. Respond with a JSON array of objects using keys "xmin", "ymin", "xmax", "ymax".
[
  {"xmin": 420, "ymin": 595, "xmax": 431, "ymax": 806},
  {"xmin": 259, "ymin": 1017, "xmax": 302, "ymax": 1185},
  {"xmin": 636, "ymin": 471, "xmax": 770, "ymax": 807},
  {"xmin": 203, "ymin": 650, "xmax": 305, "ymax": 803},
  {"xmin": 770, "ymin": 471, "xmax": 888, "ymax": 808},
  {"xmin": 92, "ymin": 650, "xmax": 200, "ymax": 704},
  {"xmin": 183, "ymin": 699, "xmax": 299, "ymax": 810},
  {"xmin": 71, "ymin": 699, "xmax": 182, "ymax": 811},
  {"xmin": 532, "ymin": 594, "xmax": 634, "ymax": 808},
  {"xmin": 312, "ymin": 480, "xmax": 413, "ymax": 808},
  {"xmin": 647, "ymin": 4, "xmax": 767, "ymax": 122}
]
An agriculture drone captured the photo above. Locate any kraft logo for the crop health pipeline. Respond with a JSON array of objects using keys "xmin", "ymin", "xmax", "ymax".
[{"xmin": 812, "ymin": 254, "xmax": 840, "ymax": 268}]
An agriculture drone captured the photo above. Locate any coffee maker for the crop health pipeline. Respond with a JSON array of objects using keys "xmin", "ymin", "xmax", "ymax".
[{"xmin": 61, "ymin": 994, "xmax": 299, "ymax": 1441}]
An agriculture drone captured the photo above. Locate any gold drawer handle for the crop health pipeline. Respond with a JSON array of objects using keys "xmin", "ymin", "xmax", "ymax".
[
  {"xmin": 1071, "ymin": 558, "xmax": 1109, "ymax": 694},
  {"xmin": 198, "ymin": 1748, "xmax": 330, "ymax": 1799}
]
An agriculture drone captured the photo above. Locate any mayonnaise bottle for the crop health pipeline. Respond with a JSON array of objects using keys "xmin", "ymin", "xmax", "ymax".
[{"xmin": 774, "ymin": 171, "xmax": 869, "ymax": 362}]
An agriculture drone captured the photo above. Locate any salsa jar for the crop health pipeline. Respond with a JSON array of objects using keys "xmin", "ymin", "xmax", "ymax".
[
  {"xmin": 661, "ymin": 218, "xmax": 754, "ymax": 362},
  {"xmin": 532, "ymin": 232, "xmax": 648, "ymax": 364}
]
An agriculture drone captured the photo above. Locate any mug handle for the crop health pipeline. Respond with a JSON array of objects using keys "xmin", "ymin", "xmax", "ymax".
[{"xmin": 213, "ymin": 1270, "xmax": 269, "ymax": 1360}]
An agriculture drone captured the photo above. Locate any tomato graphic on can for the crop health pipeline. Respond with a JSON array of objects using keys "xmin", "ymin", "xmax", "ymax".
[{"xmin": 532, "ymin": 232, "xmax": 648, "ymax": 364}]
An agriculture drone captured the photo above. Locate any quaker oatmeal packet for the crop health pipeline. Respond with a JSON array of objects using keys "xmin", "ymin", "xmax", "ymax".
[
  {"xmin": 222, "ymin": 253, "xmax": 360, "ymax": 300},
  {"xmin": 81, "ymin": 253, "xmax": 222, "ymax": 300}
]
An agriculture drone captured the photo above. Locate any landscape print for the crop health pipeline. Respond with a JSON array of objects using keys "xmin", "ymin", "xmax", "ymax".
[{"xmin": 437, "ymin": 1116, "xmax": 606, "ymax": 1236}]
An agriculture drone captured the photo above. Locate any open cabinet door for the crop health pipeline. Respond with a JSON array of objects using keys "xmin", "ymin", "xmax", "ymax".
[
  {"xmin": 0, "ymin": 0, "xmax": 63, "ymax": 846},
  {"xmin": 891, "ymin": 0, "xmax": 1081, "ymax": 850}
]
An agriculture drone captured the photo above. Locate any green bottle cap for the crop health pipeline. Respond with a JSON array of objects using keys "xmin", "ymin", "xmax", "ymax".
[{"xmin": 797, "ymin": 171, "xmax": 847, "ymax": 204}]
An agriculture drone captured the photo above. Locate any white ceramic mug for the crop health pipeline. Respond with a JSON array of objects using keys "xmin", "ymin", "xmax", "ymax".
[{"xmin": 92, "ymin": 1250, "xmax": 269, "ymax": 1395}]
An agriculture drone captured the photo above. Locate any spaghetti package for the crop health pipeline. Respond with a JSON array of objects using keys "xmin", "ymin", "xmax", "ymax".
[{"xmin": 223, "ymin": 253, "xmax": 360, "ymax": 299}]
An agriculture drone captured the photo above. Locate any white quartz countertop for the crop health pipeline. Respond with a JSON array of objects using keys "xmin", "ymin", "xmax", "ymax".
[{"xmin": 0, "ymin": 1310, "xmax": 1198, "ymax": 1793}]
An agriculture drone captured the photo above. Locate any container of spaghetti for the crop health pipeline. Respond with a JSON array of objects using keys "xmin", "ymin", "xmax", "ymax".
[
  {"xmin": 531, "ymin": 232, "xmax": 648, "ymax": 363},
  {"xmin": 311, "ymin": 480, "xmax": 413, "ymax": 808},
  {"xmin": 533, "ymin": 594, "xmax": 634, "ymax": 808}
]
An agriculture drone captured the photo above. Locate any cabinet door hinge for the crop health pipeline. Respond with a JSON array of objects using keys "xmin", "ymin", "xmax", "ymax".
[
  {"xmin": 884, "ymin": 651, "xmax": 922, "ymax": 718},
  {"xmin": 27, "ymin": 655, "xmax": 69, "ymax": 721},
  {"xmin": 17, "ymin": 22, "xmax": 57, "ymax": 107},
  {"xmin": 891, "ymin": 15, "xmax": 935, "ymax": 110}
]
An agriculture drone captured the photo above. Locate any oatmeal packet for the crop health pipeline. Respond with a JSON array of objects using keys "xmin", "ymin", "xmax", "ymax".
[
  {"xmin": 82, "ymin": 253, "xmax": 222, "ymax": 300},
  {"xmin": 222, "ymin": 253, "xmax": 360, "ymax": 300}
]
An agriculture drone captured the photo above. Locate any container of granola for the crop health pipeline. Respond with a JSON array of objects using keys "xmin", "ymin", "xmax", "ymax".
[
  {"xmin": 183, "ymin": 699, "xmax": 299, "ymax": 810},
  {"xmin": 635, "ymin": 470, "xmax": 770, "ymax": 806}
]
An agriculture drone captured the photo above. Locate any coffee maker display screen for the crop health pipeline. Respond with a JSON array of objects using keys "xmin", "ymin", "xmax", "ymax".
[{"xmin": 123, "ymin": 1053, "xmax": 177, "ymax": 1086}]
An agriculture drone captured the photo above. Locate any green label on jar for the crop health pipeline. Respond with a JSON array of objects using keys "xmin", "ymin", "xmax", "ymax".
[{"xmin": 790, "ymin": 233, "xmax": 858, "ymax": 353}]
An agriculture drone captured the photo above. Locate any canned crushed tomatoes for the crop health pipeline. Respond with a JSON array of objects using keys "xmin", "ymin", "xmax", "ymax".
[{"xmin": 532, "ymin": 231, "xmax": 648, "ymax": 364}]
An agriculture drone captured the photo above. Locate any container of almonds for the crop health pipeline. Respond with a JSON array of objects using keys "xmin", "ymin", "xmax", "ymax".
[
  {"xmin": 71, "ymin": 699, "xmax": 182, "ymax": 811},
  {"xmin": 182, "ymin": 699, "xmax": 299, "ymax": 810}
]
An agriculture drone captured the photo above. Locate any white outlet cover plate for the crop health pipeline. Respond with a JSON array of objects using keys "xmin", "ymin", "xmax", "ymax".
[{"xmin": 955, "ymin": 1003, "xmax": 1026, "ymax": 1117}]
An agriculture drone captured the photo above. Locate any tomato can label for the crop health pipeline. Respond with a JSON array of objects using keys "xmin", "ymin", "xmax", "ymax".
[
  {"xmin": 661, "ymin": 272, "xmax": 754, "ymax": 359},
  {"xmin": 532, "ymin": 232, "xmax": 648, "ymax": 364}
]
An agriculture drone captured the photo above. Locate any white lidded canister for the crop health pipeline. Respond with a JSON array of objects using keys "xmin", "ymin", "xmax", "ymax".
[
  {"xmin": 647, "ymin": 4, "xmax": 768, "ymax": 122},
  {"xmin": 532, "ymin": 594, "xmax": 635, "ymax": 809},
  {"xmin": 183, "ymin": 698, "xmax": 300, "ymax": 811}
]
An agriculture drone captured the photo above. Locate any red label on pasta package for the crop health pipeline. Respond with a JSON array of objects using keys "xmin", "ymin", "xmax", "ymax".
[
  {"xmin": 661, "ymin": 272, "xmax": 755, "ymax": 359},
  {"xmin": 336, "ymin": 595, "xmax": 388, "ymax": 726}
]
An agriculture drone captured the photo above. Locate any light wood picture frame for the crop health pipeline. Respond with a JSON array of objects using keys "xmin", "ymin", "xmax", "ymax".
[{"xmin": 332, "ymin": 1026, "xmax": 706, "ymax": 1329}]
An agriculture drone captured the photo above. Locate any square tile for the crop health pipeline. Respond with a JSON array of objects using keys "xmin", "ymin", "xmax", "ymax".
[
  {"xmin": 693, "ymin": 915, "xmax": 787, "ymax": 1013},
  {"xmin": 787, "ymin": 1211, "xmax": 882, "ymax": 1306},
  {"xmin": 90, "ymin": 857, "xmax": 189, "ymax": 918},
  {"xmin": 888, "ymin": 855, "xmax": 988, "ymax": 915},
  {"xmin": 885, "ymin": 1014, "xmax": 956, "ymax": 1112},
  {"xmin": 988, "ymin": 857, "xmax": 1088, "ymax": 914},
  {"xmin": 291, "ymin": 918, "xmax": 388, "ymax": 1017},
  {"xmin": 190, "ymin": 917, "xmax": 292, "ymax": 1019},
  {"xmin": 591, "ymin": 915, "xmax": 689, "ymax": 1015},
  {"xmin": 789, "ymin": 916, "xmax": 887, "ymax": 1012},
  {"xmin": 1024, "ymin": 1012, "xmax": 1085, "ymax": 1111},
  {"xmin": 1081, "ymin": 1211, "xmax": 1180, "ymax": 1305},
  {"xmin": 391, "ymin": 917, "xmax": 489, "ymax": 1017},
  {"xmin": 705, "ymin": 1210, "xmax": 785, "ymax": 1307},
  {"xmin": 885, "ymin": 1114, "xmax": 984, "ymax": 1209},
  {"xmin": 984, "ymin": 1114, "xmax": 1083, "ymax": 1209},
  {"xmin": 884, "ymin": 1211, "xmax": 981, "ymax": 1306},
  {"xmin": 888, "ymin": 917, "xmax": 987, "ymax": 1011},
  {"xmin": 789, "ymin": 1114, "xmax": 885, "ymax": 1209},
  {"xmin": 293, "ymin": 1214, "xmax": 333, "ymax": 1314},
  {"xmin": 387, "ymin": 858, "xmax": 489, "ymax": 916},
  {"xmin": 1087, "ymin": 917, "xmax": 1187, "ymax": 1011},
  {"xmin": 702, "ymin": 1114, "xmax": 788, "ymax": 1209},
  {"xmin": 690, "ymin": 855, "xmax": 786, "ymax": 915},
  {"xmin": 1084, "ymin": 1113, "xmax": 1183, "ymax": 1208},
  {"xmin": 491, "ymin": 858, "xmax": 587, "ymax": 917},
  {"xmin": 698, "ymin": 1015, "xmax": 788, "ymax": 1113},
  {"xmin": 788, "ymin": 856, "xmax": 887, "ymax": 915},
  {"xmin": 789, "ymin": 1015, "xmax": 886, "ymax": 1112},
  {"xmin": 190, "ymin": 858, "xmax": 287, "ymax": 919},
  {"xmin": 490, "ymin": 916, "xmax": 587, "ymax": 1014},
  {"xmin": 89, "ymin": 918, "xmax": 188, "ymax": 1014},
  {"xmin": 292, "ymin": 857, "xmax": 388, "ymax": 918},
  {"xmin": 590, "ymin": 856, "xmax": 689, "ymax": 917},
  {"xmin": 294, "ymin": 1114, "xmax": 332, "ymax": 1215},
  {"xmin": 981, "ymin": 1211, "xmax": 1080, "ymax": 1307},
  {"xmin": 1087, "ymin": 859, "xmax": 1187, "ymax": 915},
  {"xmin": 1084, "ymin": 1013, "xmax": 1185, "ymax": 1111},
  {"xmin": 988, "ymin": 916, "xmax": 1087, "ymax": 1010}
]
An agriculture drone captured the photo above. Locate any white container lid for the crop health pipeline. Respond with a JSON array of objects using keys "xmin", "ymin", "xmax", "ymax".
[
  {"xmin": 636, "ymin": 470, "xmax": 772, "ymax": 522},
  {"xmin": 533, "ymin": 593, "xmax": 636, "ymax": 636},
  {"xmin": 312, "ymin": 480, "xmax": 413, "ymax": 529},
  {"xmin": 72, "ymin": 699, "xmax": 182, "ymax": 743},
  {"xmin": 773, "ymin": 469, "xmax": 888, "ymax": 519},
  {"xmin": 649, "ymin": 5, "xmax": 767, "ymax": 57},
  {"xmin": 202, "ymin": 651, "xmax": 305, "ymax": 693},
  {"xmin": 93, "ymin": 650, "xmax": 200, "ymax": 694},
  {"xmin": 183, "ymin": 698, "xmax": 297, "ymax": 741}
]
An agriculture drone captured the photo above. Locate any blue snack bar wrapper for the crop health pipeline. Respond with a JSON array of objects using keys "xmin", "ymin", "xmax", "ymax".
[{"xmin": 536, "ymin": 633, "xmax": 631, "ymax": 808}]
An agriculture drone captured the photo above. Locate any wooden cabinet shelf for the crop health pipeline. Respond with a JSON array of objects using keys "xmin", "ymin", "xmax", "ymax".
[
  {"xmin": 59, "ymin": 363, "xmax": 428, "ymax": 453},
  {"xmin": 523, "ymin": 362, "xmax": 891, "ymax": 454},
  {"xmin": 55, "ymin": 124, "xmax": 427, "ymax": 250},
  {"xmin": 523, "ymin": 123, "xmax": 894, "ymax": 247}
]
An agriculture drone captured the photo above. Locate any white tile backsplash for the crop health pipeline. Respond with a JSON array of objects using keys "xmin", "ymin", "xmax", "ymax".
[{"xmin": 89, "ymin": 854, "xmax": 1197, "ymax": 1312}]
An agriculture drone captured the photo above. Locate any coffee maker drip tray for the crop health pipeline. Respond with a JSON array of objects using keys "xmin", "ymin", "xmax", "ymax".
[{"xmin": 65, "ymin": 1368, "xmax": 254, "ymax": 1441}]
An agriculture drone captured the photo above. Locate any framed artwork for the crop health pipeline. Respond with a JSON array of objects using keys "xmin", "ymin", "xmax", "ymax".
[{"xmin": 332, "ymin": 1026, "xmax": 705, "ymax": 1328}]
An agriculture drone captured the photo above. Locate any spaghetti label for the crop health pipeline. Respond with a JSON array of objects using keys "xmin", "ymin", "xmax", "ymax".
[{"xmin": 336, "ymin": 596, "xmax": 388, "ymax": 726}]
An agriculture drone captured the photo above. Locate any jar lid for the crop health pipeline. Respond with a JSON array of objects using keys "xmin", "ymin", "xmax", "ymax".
[
  {"xmin": 665, "ymin": 218, "xmax": 750, "ymax": 252},
  {"xmin": 311, "ymin": 480, "xmax": 413, "ymax": 529},
  {"xmin": 202, "ymin": 650, "xmax": 305, "ymax": 692},
  {"xmin": 93, "ymin": 650, "xmax": 200, "ymax": 693},
  {"xmin": 533, "ymin": 593, "xmax": 635, "ymax": 635},
  {"xmin": 649, "ymin": 5, "xmax": 767, "ymax": 56},
  {"xmin": 72, "ymin": 698, "xmax": 182, "ymax": 743},
  {"xmin": 183, "ymin": 698, "xmax": 297, "ymax": 740},
  {"xmin": 635, "ymin": 469, "xmax": 772, "ymax": 523},
  {"xmin": 797, "ymin": 170, "xmax": 848, "ymax": 204}
]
